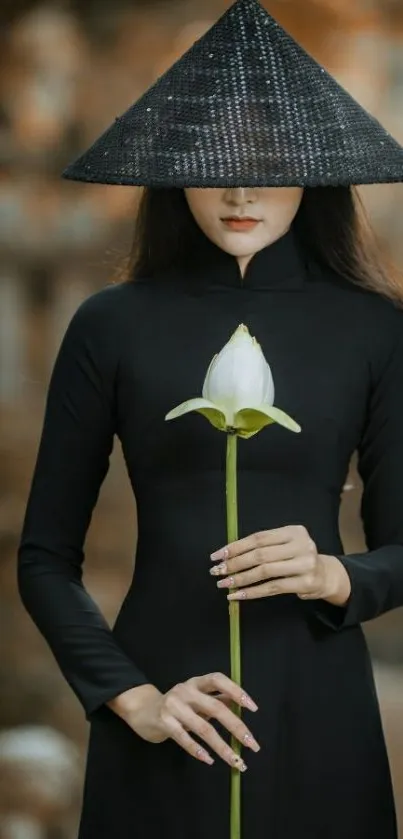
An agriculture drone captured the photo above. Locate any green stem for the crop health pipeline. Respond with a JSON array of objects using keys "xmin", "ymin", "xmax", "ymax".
[{"xmin": 226, "ymin": 432, "xmax": 241, "ymax": 839}]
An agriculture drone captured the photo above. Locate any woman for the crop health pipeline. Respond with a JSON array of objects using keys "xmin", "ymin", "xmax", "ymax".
[{"xmin": 17, "ymin": 1, "xmax": 403, "ymax": 838}]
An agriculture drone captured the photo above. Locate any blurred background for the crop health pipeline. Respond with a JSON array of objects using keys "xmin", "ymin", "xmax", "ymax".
[{"xmin": 1, "ymin": 0, "xmax": 403, "ymax": 836}]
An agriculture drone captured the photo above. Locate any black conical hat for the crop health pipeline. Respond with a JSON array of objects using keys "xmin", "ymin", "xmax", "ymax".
[{"xmin": 62, "ymin": 0, "xmax": 403, "ymax": 188}]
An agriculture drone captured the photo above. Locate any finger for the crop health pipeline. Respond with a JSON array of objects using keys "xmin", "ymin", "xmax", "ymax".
[
  {"xmin": 227, "ymin": 574, "xmax": 319, "ymax": 601},
  {"xmin": 201, "ymin": 693, "xmax": 246, "ymax": 721},
  {"xmin": 205, "ymin": 692, "xmax": 232, "ymax": 709},
  {"xmin": 169, "ymin": 705, "xmax": 248, "ymax": 772},
  {"xmin": 162, "ymin": 714, "xmax": 215, "ymax": 766},
  {"xmin": 215, "ymin": 692, "xmax": 231, "ymax": 705},
  {"xmin": 260, "ymin": 557, "xmax": 316, "ymax": 578},
  {"xmin": 210, "ymin": 527, "xmax": 294, "ymax": 562},
  {"xmin": 210, "ymin": 542, "xmax": 295, "ymax": 577},
  {"xmin": 215, "ymin": 558, "xmax": 309, "ymax": 590},
  {"xmin": 200, "ymin": 695, "xmax": 260, "ymax": 753},
  {"xmin": 193, "ymin": 672, "xmax": 258, "ymax": 711},
  {"xmin": 199, "ymin": 694, "xmax": 231, "ymax": 721}
]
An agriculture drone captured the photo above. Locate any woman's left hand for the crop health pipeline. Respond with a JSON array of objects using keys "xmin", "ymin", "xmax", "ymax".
[{"xmin": 209, "ymin": 525, "xmax": 351, "ymax": 607}]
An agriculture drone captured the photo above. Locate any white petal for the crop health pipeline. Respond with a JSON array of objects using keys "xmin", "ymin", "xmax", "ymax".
[
  {"xmin": 203, "ymin": 327, "xmax": 275, "ymax": 417},
  {"xmin": 260, "ymin": 355, "xmax": 275, "ymax": 406},
  {"xmin": 202, "ymin": 355, "xmax": 218, "ymax": 400}
]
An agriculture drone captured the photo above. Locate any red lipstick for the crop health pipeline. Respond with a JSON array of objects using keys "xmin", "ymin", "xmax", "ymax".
[{"xmin": 222, "ymin": 217, "xmax": 260, "ymax": 231}]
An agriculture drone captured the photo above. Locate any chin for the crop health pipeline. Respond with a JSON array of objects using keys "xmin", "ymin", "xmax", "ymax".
[{"xmin": 217, "ymin": 234, "xmax": 264, "ymax": 256}]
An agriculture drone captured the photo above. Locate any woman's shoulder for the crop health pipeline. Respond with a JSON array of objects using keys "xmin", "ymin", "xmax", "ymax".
[
  {"xmin": 308, "ymin": 262, "xmax": 403, "ymax": 373},
  {"xmin": 66, "ymin": 277, "xmax": 183, "ymax": 365},
  {"xmin": 311, "ymin": 261, "xmax": 403, "ymax": 324},
  {"xmin": 57, "ymin": 280, "xmax": 168, "ymax": 381},
  {"xmin": 76, "ymin": 279, "xmax": 148, "ymax": 313},
  {"xmin": 70, "ymin": 278, "xmax": 165, "ymax": 332}
]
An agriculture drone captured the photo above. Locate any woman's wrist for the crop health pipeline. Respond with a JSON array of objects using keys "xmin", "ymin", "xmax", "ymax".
[
  {"xmin": 320, "ymin": 554, "xmax": 352, "ymax": 607},
  {"xmin": 107, "ymin": 684, "xmax": 162, "ymax": 722}
]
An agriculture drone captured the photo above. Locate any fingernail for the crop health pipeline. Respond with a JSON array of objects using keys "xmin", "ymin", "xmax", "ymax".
[
  {"xmin": 211, "ymin": 547, "xmax": 228, "ymax": 561},
  {"xmin": 196, "ymin": 746, "xmax": 214, "ymax": 765},
  {"xmin": 243, "ymin": 733, "xmax": 260, "ymax": 752},
  {"xmin": 233, "ymin": 756, "xmax": 247, "ymax": 772},
  {"xmin": 227, "ymin": 591, "xmax": 246, "ymax": 600},
  {"xmin": 210, "ymin": 563, "xmax": 227, "ymax": 576},
  {"xmin": 241, "ymin": 693, "xmax": 258, "ymax": 711},
  {"xmin": 217, "ymin": 577, "xmax": 234, "ymax": 588}
]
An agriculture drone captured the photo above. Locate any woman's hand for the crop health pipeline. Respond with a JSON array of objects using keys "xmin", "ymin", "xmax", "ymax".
[
  {"xmin": 112, "ymin": 674, "xmax": 260, "ymax": 771},
  {"xmin": 210, "ymin": 525, "xmax": 351, "ymax": 606}
]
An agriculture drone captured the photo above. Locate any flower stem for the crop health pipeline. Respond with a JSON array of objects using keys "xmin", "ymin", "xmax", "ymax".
[{"xmin": 226, "ymin": 432, "xmax": 241, "ymax": 839}]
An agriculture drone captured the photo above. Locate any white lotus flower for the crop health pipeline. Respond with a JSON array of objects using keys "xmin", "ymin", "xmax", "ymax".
[{"xmin": 165, "ymin": 324, "xmax": 301, "ymax": 438}]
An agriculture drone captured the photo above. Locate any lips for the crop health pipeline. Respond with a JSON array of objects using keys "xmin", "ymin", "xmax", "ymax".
[{"xmin": 222, "ymin": 217, "xmax": 260, "ymax": 231}]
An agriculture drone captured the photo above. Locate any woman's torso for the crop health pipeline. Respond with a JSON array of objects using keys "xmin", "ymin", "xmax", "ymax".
[{"xmin": 103, "ymin": 244, "xmax": 397, "ymax": 691}]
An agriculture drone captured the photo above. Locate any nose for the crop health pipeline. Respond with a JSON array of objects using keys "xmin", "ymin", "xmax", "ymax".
[{"xmin": 224, "ymin": 187, "xmax": 257, "ymax": 205}]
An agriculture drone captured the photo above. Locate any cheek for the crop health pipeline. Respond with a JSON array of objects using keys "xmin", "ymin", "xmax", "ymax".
[
  {"xmin": 264, "ymin": 192, "xmax": 302, "ymax": 226},
  {"xmin": 192, "ymin": 210, "xmax": 218, "ymax": 241},
  {"xmin": 284, "ymin": 189, "xmax": 304, "ymax": 216},
  {"xmin": 186, "ymin": 193, "xmax": 218, "ymax": 232}
]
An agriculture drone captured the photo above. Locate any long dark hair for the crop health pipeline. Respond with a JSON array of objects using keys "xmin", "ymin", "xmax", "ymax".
[{"xmin": 119, "ymin": 186, "xmax": 403, "ymax": 306}]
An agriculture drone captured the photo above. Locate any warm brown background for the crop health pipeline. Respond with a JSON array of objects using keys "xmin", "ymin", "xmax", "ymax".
[{"xmin": 1, "ymin": 1, "xmax": 403, "ymax": 837}]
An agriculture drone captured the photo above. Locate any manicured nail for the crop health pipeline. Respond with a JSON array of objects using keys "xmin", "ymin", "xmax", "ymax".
[
  {"xmin": 210, "ymin": 563, "xmax": 227, "ymax": 576},
  {"xmin": 217, "ymin": 577, "xmax": 234, "ymax": 588},
  {"xmin": 233, "ymin": 756, "xmax": 247, "ymax": 772},
  {"xmin": 211, "ymin": 547, "xmax": 229, "ymax": 561},
  {"xmin": 227, "ymin": 591, "xmax": 246, "ymax": 600},
  {"xmin": 243, "ymin": 733, "xmax": 260, "ymax": 752},
  {"xmin": 241, "ymin": 693, "xmax": 258, "ymax": 711},
  {"xmin": 196, "ymin": 746, "xmax": 214, "ymax": 765}
]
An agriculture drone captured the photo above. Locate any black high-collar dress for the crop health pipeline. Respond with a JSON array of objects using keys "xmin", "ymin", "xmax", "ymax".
[{"xmin": 18, "ymin": 227, "xmax": 403, "ymax": 838}]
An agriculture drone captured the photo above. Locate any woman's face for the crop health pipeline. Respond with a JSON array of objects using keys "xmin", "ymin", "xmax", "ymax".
[{"xmin": 184, "ymin": 186, "xmax": 304, "ymax": 275}]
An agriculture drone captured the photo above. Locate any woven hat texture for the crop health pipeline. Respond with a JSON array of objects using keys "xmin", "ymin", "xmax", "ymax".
[{"xmin": 62, "ymin": 0, "xmax": 403, "ymax": 188}]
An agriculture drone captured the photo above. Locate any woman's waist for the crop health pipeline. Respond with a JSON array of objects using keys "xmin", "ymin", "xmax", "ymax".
[
  {"xmin": 113, "ymin": 591, "xmax": 303, "ymax": 691},
  {"xmin": 134, "ymin": 510, "xmax": 343, "ymax": 562},
  {"xmin": 134, "ymin": 471, "xmax": 341, "ymax": 547},
  {"xmin": 111, "ymin": 593, "xmax": 367, "ymax": 698},
  {"xmin": 134, "ymin": 470, "xmax": 341, "ymax": 510}
]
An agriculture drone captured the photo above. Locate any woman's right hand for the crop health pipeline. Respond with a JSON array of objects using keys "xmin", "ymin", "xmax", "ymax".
[{"xmin": 110, "ymin": 674, "xmax": 260, "ymax": 771}]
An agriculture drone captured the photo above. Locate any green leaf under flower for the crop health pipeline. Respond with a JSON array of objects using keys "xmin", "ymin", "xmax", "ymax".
[
  {"xmin": 234, "ymin": 405, "xmax": 302, "ymax": 439},
  {"xmin": 165, "ymin": 398, "xmax": 227, "ymax": 432},
  {"xmin": 166, "ymin": 399, "xmax": 301, "ymax": 438}
]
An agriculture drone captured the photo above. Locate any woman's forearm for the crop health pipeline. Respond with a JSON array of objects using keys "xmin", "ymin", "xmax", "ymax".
[{"xmin": 107, "ymin": 684, "xmax": 162, "ymax": 721}]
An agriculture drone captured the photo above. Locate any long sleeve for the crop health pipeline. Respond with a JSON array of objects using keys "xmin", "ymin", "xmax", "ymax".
[
  {"xmin": 17, "ymin": 292, "xmax": 150, "ymax": 718},
  {"xmin": 313, "ymin": 313, "xmax": 403, "ymax": 631}
]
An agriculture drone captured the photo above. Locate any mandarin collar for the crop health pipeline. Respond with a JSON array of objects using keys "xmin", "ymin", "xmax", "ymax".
[{"xmin": 190, "ymin": 225, "xmax": 307, "ymax": 291}]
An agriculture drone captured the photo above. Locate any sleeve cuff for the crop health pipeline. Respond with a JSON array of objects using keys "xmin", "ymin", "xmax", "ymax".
[
  {"xmin": 307, "ymin": 554, "xmax": 367, "ymax": 631},
  {"xmin": 84, "ymin": 673, "xmax": 152, "ymax": 721}
]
